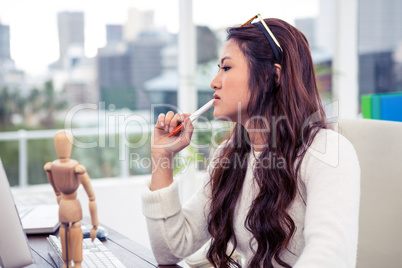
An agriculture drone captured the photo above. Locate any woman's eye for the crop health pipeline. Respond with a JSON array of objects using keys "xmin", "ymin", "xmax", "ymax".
[{"xmin": 217, "ymin": 64, "xmax": 231, "ymax": 72}]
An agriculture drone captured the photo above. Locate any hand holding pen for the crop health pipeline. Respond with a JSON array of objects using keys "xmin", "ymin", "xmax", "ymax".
[
  {"xmin": 151, "ymin": 99, "xmax": 215, "ymax": 156},
  {"xmin": 150, "ymin": 99, "xmax": 215, "ymax": 191},
  {"xmin": 168, "ymin": 99, "xmax": 214, "ymax": 137}
]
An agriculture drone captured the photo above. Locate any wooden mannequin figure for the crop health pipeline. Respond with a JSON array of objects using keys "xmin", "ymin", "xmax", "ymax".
[{"xmin": 44, "ymin": 130, "xmax": 98, "ymax": 268}]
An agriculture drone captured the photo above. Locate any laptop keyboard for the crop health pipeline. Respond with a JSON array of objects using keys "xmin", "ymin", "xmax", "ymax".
[{"xmin": 47, "ymin": 235, "xmax": 126, "ymax": 267}]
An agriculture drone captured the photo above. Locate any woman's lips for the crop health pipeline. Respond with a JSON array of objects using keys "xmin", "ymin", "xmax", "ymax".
[{"xmin": 213, "ymin": 94, "xmax": 220, "ymax": 105}]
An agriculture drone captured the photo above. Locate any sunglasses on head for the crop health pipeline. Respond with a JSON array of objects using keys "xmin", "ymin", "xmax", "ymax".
[{"xmin": 241, "ymin": 14, "xmax": 282, "ymax": 65}]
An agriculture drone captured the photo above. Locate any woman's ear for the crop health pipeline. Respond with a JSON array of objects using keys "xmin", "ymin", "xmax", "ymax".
[{"xmin": 274, "ymin": 63, "xmax": 281, "ymax": 85}]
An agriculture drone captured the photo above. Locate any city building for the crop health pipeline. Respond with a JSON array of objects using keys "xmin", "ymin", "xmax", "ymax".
[
  {"xmin": 106, "ymin": 25, "xmax": 123, "ymax": 44},
  {"xmin": 358, "ymin": 0, "xmax": 402, "ymax": 94},
  {"xmin": 97, "ymin": 23, "xmax": 218, "ymax": 113},
  {"xmin": 131, "ymin": 35, "xmax": 165, "ymax": 110},
  {"xmin": 143, "ymin": 25, "xmax": 219, "ymax": 121},
  {"xmin": 124, "ymin": 9, "xmax": 154, "ymax": 42},
  {"xmin": 316, "ymin": 0, "xmax": 402, "ymax": 100},
  {"xmin": 97, "ymin": 10, "xmax": 168, "ymax": 111},
  {"xmin": 57, "ymin": 11, "xmax": 85, "ymax": 69},
  {"xmin": 0, "ymin": 22, "xmax": 26, "ymax": 94},
  {"xmin": 97, "ymin": 44, "xmax": 136, "ymax": 110},
  {"xmin": 97, "ymin": 32, "xmax": 165, "ymax": 111},
  {"xmin": 196, "ymin": 26, "xmax": 218, "ymax": 64},
  {"xmin": 143, "ymin": 64, "xmax": 215, "ymax": 123},
  {"xmin": 295, "ymin": 18, "xmax": 332, "ymax": 97},
  {"xmin": 0, "ymin": 23, "xmax": 11, "ymax": 60},
  {"xmin": 61, "ymin": 57, "xmax": 98, "ymax": 106},
  {"xmin": 0, "ymin": 22, "xmax": 14, "ymax": 83},
  {"xmin": 48, "ymin": 11, "xmax": 98, "ymax": 108}
]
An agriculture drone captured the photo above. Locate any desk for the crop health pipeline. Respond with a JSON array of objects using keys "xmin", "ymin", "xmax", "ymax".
[{"xmin": 25, "ymin": 223, "xmax": 181, "ymax": 268}]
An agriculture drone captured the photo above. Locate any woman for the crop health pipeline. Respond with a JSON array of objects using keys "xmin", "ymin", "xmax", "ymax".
[{"xmin": 142, "ymin": 16, "xmax": 360, "ymax": 267}]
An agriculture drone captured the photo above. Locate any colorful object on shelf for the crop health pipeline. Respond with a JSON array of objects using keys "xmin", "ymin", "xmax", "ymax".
[
  {"xmin": 361, "ymin": 95, "xmax": 372, "ymax": 119},
  {"xmin": 361, "ymin": 92, "xmax": 402, "ymax": 122}
]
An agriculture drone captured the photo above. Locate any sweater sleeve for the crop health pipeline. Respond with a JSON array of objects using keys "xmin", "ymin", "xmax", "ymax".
[
  {"xmin": 294, "ymin": 130, "xmax": 361, "ymax": 268},
  {"xmin": 141, "ymin": 170, "xmax": 212, "ymax": 265}
]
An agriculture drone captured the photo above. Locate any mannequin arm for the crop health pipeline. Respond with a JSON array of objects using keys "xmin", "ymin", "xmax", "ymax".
[
  {"xmin": 44, "ymin": 162, "xmax": 61, "ymax": 204},
  {"xmin": 76, "ymin": 164, "xmax": 98, "ymax": 240}
]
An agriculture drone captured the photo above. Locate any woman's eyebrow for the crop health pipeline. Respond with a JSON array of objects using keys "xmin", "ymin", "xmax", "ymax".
[{"xmin": 220, "ymin": 56, "xmax": 232, "ymax": 65}]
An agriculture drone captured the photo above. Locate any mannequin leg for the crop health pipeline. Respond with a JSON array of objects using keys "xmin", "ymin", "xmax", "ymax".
[
  {"xmin": 70, "ymin": 221, "xmax": 83, "ymax": 268},
  {"xmin": 60, "ymin": 223, "xmax": 71, "ymax": 268}
]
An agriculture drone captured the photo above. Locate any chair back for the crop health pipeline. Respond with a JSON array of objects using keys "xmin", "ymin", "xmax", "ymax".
[{"xmin": 339, "ymin": 118, "xmax": 402, "ymax": 267}]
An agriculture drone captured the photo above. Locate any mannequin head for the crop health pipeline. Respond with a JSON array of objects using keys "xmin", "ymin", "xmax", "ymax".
[{"xmin": 54, "ymin": 130, "xmax": 73, "ymax": 163}]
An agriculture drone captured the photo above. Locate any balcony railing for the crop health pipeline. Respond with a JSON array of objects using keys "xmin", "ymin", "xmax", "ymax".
[
  {"xmin": 0, "ymin": 119, "xmax": 227, "ymax": 187},
  {"xmin": 0, "ymin": 126, "xmax": 151, "ymax": 187}
]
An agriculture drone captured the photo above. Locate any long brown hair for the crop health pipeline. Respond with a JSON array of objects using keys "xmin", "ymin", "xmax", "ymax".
[{"xmin": 206, "ymin": 18, "xmax": 328, "ymax": 267}]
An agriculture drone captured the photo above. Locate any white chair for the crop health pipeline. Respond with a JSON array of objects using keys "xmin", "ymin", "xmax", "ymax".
[
  {"xmin": 187, "ymin": 118, "xmax": 402, "ymax": 267},
  {"xmin": 339, "ymin": 118, "xmax": 402, "ymax": 267}
]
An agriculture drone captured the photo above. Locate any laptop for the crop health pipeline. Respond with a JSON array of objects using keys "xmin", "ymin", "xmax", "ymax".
[
  {"xmin": 0, "ymin": 159, "xmax": 33, "ymax": 268},
  {"xmin": 17, "ymin": 203, "xmax": 60, "ymax": 234}
]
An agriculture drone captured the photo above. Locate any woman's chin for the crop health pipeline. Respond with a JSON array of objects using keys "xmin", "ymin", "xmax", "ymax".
[
  {"xmin": 214, "ymin": 113, "xmax": 232, "ymax": 122},
  {"xmin": 213, "ymin": 111, "xmax": 223, "ymax": 120},
  {"xmin": 214, "ymin": 109, "xmax": 239, "ymax": 122}
]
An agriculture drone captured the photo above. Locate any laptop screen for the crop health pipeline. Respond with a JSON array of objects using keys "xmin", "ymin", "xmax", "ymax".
[{"xmin": 0, "ymin": 159, "xmax": 33, "ymax": 268}]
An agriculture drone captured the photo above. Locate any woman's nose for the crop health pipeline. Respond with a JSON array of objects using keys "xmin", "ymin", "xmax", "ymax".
[{"xmin": 210, "ymin": 73, "xmax": 221, "ymax": 90}]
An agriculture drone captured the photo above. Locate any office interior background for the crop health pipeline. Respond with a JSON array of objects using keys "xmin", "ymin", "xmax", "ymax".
[{"xmin": 0, "ymin": 0, "xmax": 401, "ymax": 187}]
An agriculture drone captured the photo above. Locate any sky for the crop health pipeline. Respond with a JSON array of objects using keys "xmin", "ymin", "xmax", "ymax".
[{"xmin": 0, "ymin": 0, "xmax": 319, "ymax": 76}]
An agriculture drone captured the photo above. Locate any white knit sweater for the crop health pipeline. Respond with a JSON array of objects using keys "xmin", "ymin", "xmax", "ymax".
[{"xmin": 142, "ymin": 129, "xmax": 361, "ymax": 267}]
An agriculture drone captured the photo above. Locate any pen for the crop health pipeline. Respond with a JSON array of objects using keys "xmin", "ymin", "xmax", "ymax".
[{"xmin": 168, "ymin": 99, "xmax": 215, "ymax": 137}]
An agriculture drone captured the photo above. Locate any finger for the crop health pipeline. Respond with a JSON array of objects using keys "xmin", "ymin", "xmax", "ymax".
[
  {"xmin": 156, "ymin": 113, "xmax": 165, "ymax": 129},
  {"xmin": 180, "ymin": 113, "xmax": 191, "ymax": 122},
  {"xmin": 174, "ymin": 113, "xmax": 191, "ymax": 133},
  {"xmin": 164, "ymin": 111, "xmax": 175, "ymax": 132},
  {"xmin": 176, "ymin": 113, "xmax": 185, "ymax": 123},
  {"xmin": 90, "ymin": 229, "xmax": 96, "ymax": 241},
  {"xmin": 170, "ymin": 113, "xmax": 184, "ymax": 133},
  {"xmin": 182, "ymin": 118, "xmax": 194, "ymax": 143}
]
